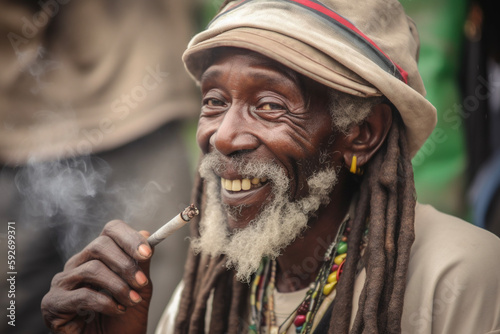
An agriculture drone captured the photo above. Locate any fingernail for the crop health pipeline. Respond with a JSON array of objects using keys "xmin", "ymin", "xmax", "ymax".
[
  {"xmin": 138, "ymin": 244, "xmax": 151, "ymax": 258},
  {"xmin": 129, "ymin": 290, "xmax": 142, "ymax": 303},
  {"xmin": 135, "ymin": 271, "xmax": 148, "ymax": 286},
  {"xmin": 117, "ymin": 304, "xmax": 126, "ymax": 311}
]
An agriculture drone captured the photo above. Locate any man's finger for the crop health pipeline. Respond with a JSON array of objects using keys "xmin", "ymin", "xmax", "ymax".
[
  {"xmin": 41, "ymin": 286, "xmax": 126, "ymax": 332},
  {"xmin": 54, "ymin": 260, "xmax": 146, "ymax": 307},
  {"xmin": 65, "ymin": 235, "xmax": 148, "ymax": 290},
  {"xmin": 101, "ymin": 220, "xmax": 152, "ymax": 261}
]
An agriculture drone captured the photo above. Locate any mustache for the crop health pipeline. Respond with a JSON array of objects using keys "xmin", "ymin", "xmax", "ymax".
[{"xmin": 199, "ymin": 151, "xmax": 284, "ymax": 180}]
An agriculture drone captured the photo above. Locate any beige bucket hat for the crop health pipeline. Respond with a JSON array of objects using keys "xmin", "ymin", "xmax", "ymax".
[{"xmin": 182, "ymin": 0, "xmax": 437, "ymax": 156}]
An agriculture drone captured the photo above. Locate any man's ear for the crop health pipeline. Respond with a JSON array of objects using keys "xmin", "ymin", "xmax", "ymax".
[{"xmin": 341, "ymin": 103, "xmax": 392, "ymax": 169}]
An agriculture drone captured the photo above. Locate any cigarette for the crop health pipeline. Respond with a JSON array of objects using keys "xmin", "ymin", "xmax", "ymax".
[{"xmin": 147, "ymin": 204, "xmax": 199, "ymax": 247}]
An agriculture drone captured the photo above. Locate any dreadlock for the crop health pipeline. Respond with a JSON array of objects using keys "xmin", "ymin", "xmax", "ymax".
[{"xmin": 330, "ymin": 111, "xmax": 416, "ymax": 334}]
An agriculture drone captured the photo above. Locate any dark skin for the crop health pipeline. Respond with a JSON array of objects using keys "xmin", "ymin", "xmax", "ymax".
[
  {"xmin": 41, "ymin": 222, "xmax": 153, "ymax": 334},
  {"xmin": 41, "ymin": 47, "xmax": 392, "ymax": 332}
]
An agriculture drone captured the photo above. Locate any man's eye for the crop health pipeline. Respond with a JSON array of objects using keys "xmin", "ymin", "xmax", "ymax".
[
  {"xmin": 258, "ymin": 103, "xmax": 285, "ymax": 111},
  {"xmin": 204, "ymin": 98, "xmax": 225, "ymax": 107}
]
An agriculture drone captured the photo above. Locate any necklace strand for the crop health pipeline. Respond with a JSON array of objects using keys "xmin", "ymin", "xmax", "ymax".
[{"xmin": 249, "ymin": 217, "xmax": 370, "ymax": 334}]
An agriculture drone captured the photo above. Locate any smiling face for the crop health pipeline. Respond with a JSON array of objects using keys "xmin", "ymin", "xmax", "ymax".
[{"xmin": 197, "ymin": 48, "xmax": 342, "ymax": 230}]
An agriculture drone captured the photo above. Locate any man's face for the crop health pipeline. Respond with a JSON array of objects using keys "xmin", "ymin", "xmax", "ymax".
[{"xmin": 197, "ymin": 48, "xmax": 340, "ymax": 229}]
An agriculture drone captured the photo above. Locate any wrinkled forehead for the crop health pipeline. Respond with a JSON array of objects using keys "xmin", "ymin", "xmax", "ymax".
[
  {"xmin": 201, "ymin": 47, "xmax": 299, "ymax": 83},
  {"xmin": 201, "ymin": 47, "xmax": 330, "ymax": 103}
]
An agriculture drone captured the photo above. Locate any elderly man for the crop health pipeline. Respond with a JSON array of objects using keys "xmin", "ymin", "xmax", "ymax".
[{"xmin": 41, "ymin": 0, "xmax": 500, "ymax": 333}]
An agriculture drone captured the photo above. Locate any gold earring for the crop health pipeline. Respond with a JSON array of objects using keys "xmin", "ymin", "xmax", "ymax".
[{"xmin": 350, "ymin": 155, "xmax": 363, "ymax": 175}]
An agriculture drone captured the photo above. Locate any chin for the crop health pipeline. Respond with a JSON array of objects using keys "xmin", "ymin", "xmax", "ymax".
[{"xmin": 224, "ymin": 205, "xmax": 263, "ymax": 231}]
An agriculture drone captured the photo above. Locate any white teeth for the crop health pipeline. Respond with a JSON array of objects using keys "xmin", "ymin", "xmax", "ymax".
[{"xmin": 221, "ymin": 177, "xmax": 267, "ymax": 192}]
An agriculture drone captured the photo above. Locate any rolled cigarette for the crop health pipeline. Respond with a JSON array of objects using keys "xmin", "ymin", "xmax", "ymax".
[{"xmin": 147, "ymin": 204, "xmax": 199, "ymax": 247}]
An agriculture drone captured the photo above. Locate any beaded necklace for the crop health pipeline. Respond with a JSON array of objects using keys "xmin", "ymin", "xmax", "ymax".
[{"xmin": 249, "ymin": 219, "xmax": 368, "ymax": 334}]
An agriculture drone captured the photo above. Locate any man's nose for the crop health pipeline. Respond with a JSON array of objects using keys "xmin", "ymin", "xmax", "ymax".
[{"xmin": 210, "ymin": 106, "xmax": 259, "ymax": 156}]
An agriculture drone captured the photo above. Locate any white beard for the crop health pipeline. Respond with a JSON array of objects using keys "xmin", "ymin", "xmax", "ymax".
[{"xmin": 191, "ymin": 152, "xmax": 338, "ymax": 282}]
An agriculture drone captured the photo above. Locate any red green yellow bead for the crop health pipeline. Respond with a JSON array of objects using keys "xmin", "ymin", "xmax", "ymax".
[
  {"xmin": 294, "ymin": 315, "xmax": 306, "ymax": 327},
  {"xmin": 327, "ymin": 271, "xmax": 338, "ymax": 283},
  {"xmin": 323, "ymin": 281, "xmax": 337, "ymax": 295},
  {"xmin": 337, "ymin": 241, "xmax": 348, "ymax": 254},
  {"xmin": 334, "ymin": 253, "xmax": 347, "ymax": 265}
]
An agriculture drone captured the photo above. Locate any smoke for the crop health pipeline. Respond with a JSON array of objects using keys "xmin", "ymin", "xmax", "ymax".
[
  {"xmin": 122, "ymin": 181, "xmax": 173, "ymax": 223},
  {"xmin": 14, "ymin": 155, "xmax": 172, "ymax": 260},
  {"xmin": 16, "ymin": 157, "xmax": 110, "ymax": 220},
  {"xmin": 15, "ymin": 156, "xmax": 107, "ymax": 259}
]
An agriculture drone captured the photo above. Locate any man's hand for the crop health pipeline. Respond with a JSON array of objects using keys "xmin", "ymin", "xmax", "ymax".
[{"xmin": 41, "ymin": 220, "xmax": 153, "ymax": 334}]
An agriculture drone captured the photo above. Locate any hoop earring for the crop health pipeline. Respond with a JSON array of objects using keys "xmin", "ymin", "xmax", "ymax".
[{"xmin": 350, "ymin": 155, "xmax": 363, "ymax": 175}]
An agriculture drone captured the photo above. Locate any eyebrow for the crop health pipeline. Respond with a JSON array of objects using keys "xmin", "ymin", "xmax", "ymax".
[
  {"xmin": 257, "ymin": 58, "xmax": 300, "ymax": 83},
  {"xmin": 249, "ymin": 71, "xmax": 296, "ymax": 87},
  {"xmin": 200, "ymin": 68, "xmax": 222, "ymax": 83}
]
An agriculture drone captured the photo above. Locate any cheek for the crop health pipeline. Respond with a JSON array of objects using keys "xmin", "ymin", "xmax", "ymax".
[
  {"xmin": 276, "ymin": 117, "xmax": 334, "ymax": 160},
  {"xmin": 196, "ymin": 119, "xmax": 215, "ymax": 154}
]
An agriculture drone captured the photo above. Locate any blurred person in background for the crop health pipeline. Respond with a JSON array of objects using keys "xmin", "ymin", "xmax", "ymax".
[
  {"xmin": 402, "ymin": 0, "xmax": 500, "ymax": 237},
  {"xmin": 0, "ymin": 0, "xmax": 201, "ymax": 333},
  {"xmin": 461, "ymin": 0, "xmax": 500, "ymax": 236}
]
